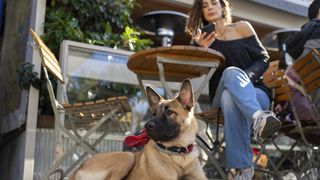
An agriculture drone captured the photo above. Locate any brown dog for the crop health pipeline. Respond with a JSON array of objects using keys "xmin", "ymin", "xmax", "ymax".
[{"xmin": 70, "ymin": 79, "xmax": 207, "ymax": 180}]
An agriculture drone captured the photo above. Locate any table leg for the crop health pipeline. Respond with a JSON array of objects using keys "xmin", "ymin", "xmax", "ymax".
[
  {"xmin": 156, "ymin": 61, "xmax": 174, "ymax": 98},
  {"xmin": 137, "ymin": 75, "xmax": 146, "ymax": 98},
  {"xmin": 194, "ymin": 66, "xmax": 217, "ymax": 100}
]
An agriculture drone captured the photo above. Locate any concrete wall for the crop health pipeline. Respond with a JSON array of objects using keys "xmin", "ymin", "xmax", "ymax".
[
  {"xmin": 0, "ymin": 0, "xmax": 32, "ymax": 180},
  {"xmin": 0, "ymin": 0, "xmax": 32, "ymax": 133},
  {"xmin": 171, "ymin": 0, "xmax": 308, "ymax": 29}
]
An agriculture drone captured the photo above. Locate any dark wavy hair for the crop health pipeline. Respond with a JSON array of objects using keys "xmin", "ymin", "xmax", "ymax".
[{"xmin": 186, "ymin": 0, "xmax": 232, "ymax": 36}]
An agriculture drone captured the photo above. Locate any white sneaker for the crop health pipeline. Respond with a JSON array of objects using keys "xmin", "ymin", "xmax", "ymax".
[
  {"xmin": 252, "ymin": 110, "xmax": 281, "ymax": 144},
  {"xmin": 234, "ymin": 167, "xmax": 254, "ymax": 180}
]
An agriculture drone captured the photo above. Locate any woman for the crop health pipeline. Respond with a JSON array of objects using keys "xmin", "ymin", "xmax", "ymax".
[{"xmin": 186, "ymin": 0, "xmax": 281, "ymax": 179}]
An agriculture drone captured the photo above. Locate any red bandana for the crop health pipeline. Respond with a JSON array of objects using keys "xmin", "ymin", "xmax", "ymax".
[
  {"xmin": 124, "ymin": 129, "xmax": 150, "ymax": 147},
  {"xmin": 252, "ymin": 147, "xmax": 259, "ymax": 155}
]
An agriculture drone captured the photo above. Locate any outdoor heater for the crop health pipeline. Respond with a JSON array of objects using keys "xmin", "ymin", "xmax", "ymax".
[{"xmin": 134, "ymin": 10, "xmax": 188, "ymax": 47}]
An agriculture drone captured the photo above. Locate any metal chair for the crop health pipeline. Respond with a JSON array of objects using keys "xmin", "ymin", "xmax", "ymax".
[
  {"xmin": 257, "ymin": 50, "xmax": 320, "ymax": 179},
  {"xmin": 288, "ymin": 48, "xmax": 320, "ymax": 145},
  {"xmin": 283, "ymin": 49, "xmax": 320, "ymax": 178},
  {"xmin": 29, "ymin": 29, "xmax": 131, "ymax": 179}
]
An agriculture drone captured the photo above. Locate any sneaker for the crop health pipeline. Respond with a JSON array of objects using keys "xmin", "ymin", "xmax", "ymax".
[
  {"xmin": 252, "ymin": 110, "xmax": 281, "ymax": 144},
  {"xmin": 234, "ymin": 167, "xmax": 254, "ymax": 180}
]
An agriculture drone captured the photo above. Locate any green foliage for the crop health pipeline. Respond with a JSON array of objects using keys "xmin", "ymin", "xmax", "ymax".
[
  {"xmin": 43, "ymin": 0, "xmax": 152, "ymax": 55},
  {"xmin": 38, "ymin": 0, "xmax": 152, "ymax": 115}
]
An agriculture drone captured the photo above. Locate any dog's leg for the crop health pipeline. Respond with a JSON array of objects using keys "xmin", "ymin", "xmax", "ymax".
[
  {"xmin": 72, "ymin": 152, "xmax": 135, "ymax": 180},
  {"xmin": 183, "ymin": 160, "xmax": 208, "ymax": 180}
]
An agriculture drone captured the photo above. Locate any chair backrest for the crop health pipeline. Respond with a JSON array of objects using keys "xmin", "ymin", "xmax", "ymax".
[
  {"xmin": 273, "ymin": 70, "xmax": 291, "ymax": 103},
  {"xmin": 292, "ymin": 49, "xmax": 320, "ymax": 95},
  {"xmin": 63, "ymin": 96, "xmax": 131, "ymax": 131},
  {"xmin": 262, "ymin": 60, "xmax": 280, "ymax": 88},
  {"xmin": 30, "ymin": 29, "xmax": 65, "ymax": 117},
  {"xmin": 29, "ymin": 29, "xmax": 64, "ymax": 83},
  {"xmin": 262, "ymin": 60, "xmax": 280, "ymax": 111}
]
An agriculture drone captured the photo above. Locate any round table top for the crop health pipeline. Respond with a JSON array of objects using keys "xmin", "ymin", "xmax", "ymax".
[{"xmin": 127, "ymin": 45, "xmax": 225, "ymax": 81}]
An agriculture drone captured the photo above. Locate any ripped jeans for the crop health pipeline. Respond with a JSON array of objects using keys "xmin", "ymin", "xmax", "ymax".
[{"xmin": 212, "ymin": 67, "xmax": 270, "ymax": 169}]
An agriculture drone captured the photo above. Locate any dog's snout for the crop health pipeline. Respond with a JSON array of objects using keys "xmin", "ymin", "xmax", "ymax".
[{"xmin": 145, "ymin": 121, "xmax": 155, "ymax": 130}]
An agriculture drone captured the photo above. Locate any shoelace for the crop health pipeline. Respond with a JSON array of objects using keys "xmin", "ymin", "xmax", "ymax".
[{"xmin": 253, "ymin": 110, "xmax": 275, "ymax": 142}]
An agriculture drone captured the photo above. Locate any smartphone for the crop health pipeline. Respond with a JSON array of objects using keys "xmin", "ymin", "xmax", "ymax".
[{"xmin": 201, "ymin": 23, "xmax": 216, "ymax": 38}]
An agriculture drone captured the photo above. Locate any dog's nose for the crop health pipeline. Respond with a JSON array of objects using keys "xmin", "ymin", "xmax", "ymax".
[{"xmin": 145, "ymin": 121, "xmax": 155, "ymax": 130}]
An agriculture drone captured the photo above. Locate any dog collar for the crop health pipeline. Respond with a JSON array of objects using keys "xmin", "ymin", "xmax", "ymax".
[{"xmin": 156, "ymin": 142, "xmax": 194, "ymax": 155}]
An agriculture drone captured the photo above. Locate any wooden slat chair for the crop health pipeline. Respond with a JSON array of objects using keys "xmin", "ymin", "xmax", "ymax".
[
  {"xmin": 286, "ymin": 48, "xmax": 320, "ymax": 146},
  {"xmin": 259, "ymin": 50, "xmax": 320, "ymax": 178},
  {"xmin": 58, "ymin": 96, "xmax": 131, "ymax": 177},
  {"xmin": 245, "ymin": 69, "xmax": 310, "ymax": 179},
  {"xmin": 254, "ymin": 70, "xmax": 297, "ymax": 178},
  {"xmin": 64, "ymin": 96, "xmax": 131, "ymax": 134},
  {"xmin": 29, "ymin": 29, "xmax": 131, "ymax": 179}
]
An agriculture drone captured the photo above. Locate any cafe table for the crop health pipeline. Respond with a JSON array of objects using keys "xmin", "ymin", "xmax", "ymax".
[{"xmin": 127, "ymin": 45, "xmax": 225, "ymax": 100}]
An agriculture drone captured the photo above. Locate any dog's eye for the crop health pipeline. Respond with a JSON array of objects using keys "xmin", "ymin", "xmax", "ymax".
[{"xmin": 166, "ymin": 110, "xmax": 175, "ymax": 116}]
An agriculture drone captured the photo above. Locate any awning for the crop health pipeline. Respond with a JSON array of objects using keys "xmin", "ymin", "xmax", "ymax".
[{"xmin": 251, "ymin": 0, "xmax": 308, "ymax": 17}]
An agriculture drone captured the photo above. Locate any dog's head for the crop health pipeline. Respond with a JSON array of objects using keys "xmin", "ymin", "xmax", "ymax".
[{"xmin": 144, "ymin": 79, "xmax": 197, "ymax": 143}]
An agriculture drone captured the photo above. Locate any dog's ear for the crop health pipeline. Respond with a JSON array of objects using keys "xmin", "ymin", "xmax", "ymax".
[
  {"xmin": 177, "ymin": 79, "xmax": 194, "ymax": 110},
  {"xmin": 146, "ymin": 86, "xmax": 163, "ymax": 111}
]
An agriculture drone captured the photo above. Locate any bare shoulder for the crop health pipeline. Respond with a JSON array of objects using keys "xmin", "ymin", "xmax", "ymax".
[{"xmin": 233, "ymin": 21, "xmax": 256, "ymax": 38}]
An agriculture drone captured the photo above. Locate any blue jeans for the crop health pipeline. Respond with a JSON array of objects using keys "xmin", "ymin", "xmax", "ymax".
[{"xmin": 212, "ymin": 67, "xmax": 270, "ymax": 169}]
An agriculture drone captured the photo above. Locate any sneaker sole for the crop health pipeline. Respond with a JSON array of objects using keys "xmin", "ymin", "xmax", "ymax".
[{"xmin": 260, "ymin": 116, "xmax": 281, "ymax": 141}]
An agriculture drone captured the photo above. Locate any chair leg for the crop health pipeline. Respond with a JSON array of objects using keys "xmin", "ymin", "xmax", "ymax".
[
  {"xmin": 196, "ymin": 133, "xmax": 227, "ymax": 179},
  {"xmin": 255, "ymin": 144, "xmax": 282, "ymax": 179},
  {"xmin": 63, "ymin": 127, "xmax": 113, "ymax": 178},
  {"xmin": 41, "ymin": 108, "xmax": 119, "ymax": 180}
]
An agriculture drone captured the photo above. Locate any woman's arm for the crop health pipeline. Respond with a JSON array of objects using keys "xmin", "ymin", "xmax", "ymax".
[
  {"xmin": 193, "ymin": 27, "xmax": 217, "ymax": 48},
  {"xmin": 237, "ymin": 21, "xmax": 270, "ymax": 83}
]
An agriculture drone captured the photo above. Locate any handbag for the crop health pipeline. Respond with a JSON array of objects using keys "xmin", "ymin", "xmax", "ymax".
[{"xmin": 285, "ymin": 24, "xmax": 318, "ymax": 59}]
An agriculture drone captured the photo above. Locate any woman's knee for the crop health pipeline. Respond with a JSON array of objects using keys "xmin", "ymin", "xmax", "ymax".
[
  {"xmin": 222, "ymin": 67, "xmax": 246, "ymax": 80},
  {"xmin": 221, "ymin": 90, "xmax": 234, "ymax": 108}
]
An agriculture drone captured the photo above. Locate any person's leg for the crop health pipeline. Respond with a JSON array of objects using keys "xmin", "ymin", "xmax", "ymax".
[
  {"xmin": 221, "ymin": 89, "xmax": 253, "ymax": 169},
  {"xmin": 255, "ymin": 88, "xmax": 270, "ymax": 110},
  {"xmin": 222, "ymin": 88, "xmax": 270, "ymax": 179},
  {"xmin": 213, "ymin": 67, "xmax": 262, "ymax": 120},
  {"xmin": 214, "ymin": 67, "xmax": 281, "ymax": 144},
  {"xmin": 234, "ymin": 167, "xmax": 254, "ymax": 180},
  {"xmin": 221, "ymin": 87, "xmax": 270, "ymax": 167}
]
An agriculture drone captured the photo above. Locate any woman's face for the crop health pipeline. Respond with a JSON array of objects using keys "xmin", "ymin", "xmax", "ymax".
[{"xmin": 202, "ymin": 0, "xmax": 223, "ymax": 23}]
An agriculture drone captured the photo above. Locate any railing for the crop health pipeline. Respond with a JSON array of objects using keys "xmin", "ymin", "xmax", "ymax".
[{"xmin": 33, "ymin": 128, "xmax": 125, "ymax": 180}]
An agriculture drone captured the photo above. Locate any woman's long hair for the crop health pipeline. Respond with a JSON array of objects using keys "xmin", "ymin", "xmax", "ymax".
[{"xmin": 186, "ymin": 0, "xmax": 232, "ymax": 36}]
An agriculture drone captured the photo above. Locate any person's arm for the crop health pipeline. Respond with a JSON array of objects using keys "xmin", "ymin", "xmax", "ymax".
[
  {"xmin": 286, "ymin": 75, "xmax": 307, "ymax": 97},
  {"xmin": 238, "ymin": 21, "xmax": 269, "ymax": 83},
  {"xmin": 193, "ymin": 28, "xmax": 216, "ymax": 48},
  {"xmin": 285, "ymin": 67, "xmax": 308, "ymax": 97}
]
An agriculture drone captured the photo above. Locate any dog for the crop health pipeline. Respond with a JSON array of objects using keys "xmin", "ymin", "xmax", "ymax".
[{"xmin": 70, "ymin": 79, "xmax": 207, "ymax": 180}]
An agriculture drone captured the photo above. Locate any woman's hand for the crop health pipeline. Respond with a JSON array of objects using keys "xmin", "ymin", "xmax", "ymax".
[{"xmin": 194, "ymin": 28, "xmax": 216, "ymax": 48}]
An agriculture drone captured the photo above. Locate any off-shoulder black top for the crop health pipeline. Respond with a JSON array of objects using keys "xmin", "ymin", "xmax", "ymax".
[{"xmin": 207, "ymin": 35, "xmax": 271, "ymax": 101}]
